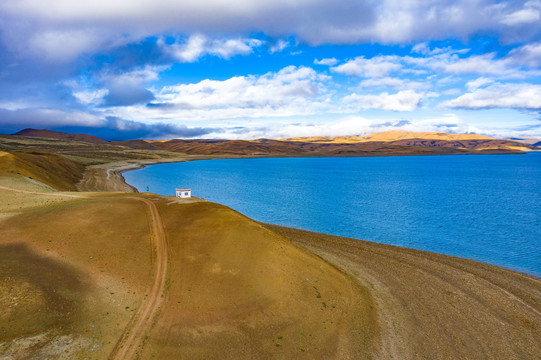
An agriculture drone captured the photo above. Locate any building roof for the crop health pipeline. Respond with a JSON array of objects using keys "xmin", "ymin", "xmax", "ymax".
[{"xmin": 176, "ymin": 188, "xmax": 191, "ymax": 191}]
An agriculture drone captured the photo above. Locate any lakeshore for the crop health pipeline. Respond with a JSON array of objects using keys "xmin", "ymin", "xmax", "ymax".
[
  {"xmin": 0, "ymin": 152, "xmax": 540, "ymax": 359},
  {"xmin": 115, "ymin": 156, "xmax": 541, "ymax": 358}
]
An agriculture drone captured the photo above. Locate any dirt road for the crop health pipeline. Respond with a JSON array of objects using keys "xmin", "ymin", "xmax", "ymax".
[
  {"xmin": 109, "ymin": 197, "xmax": 168, "ymax": 360},
  {"xmin": 0, "ymin": 185, "xmax": 83, "ymax": 198}
]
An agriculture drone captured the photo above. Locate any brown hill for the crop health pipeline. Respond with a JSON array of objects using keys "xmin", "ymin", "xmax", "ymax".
[
  {"xmin": 285, "ymin": 130, "xmax": 494, "ymax": 143},
  {"xmin": 1, "ymin": 181, "xmax": 539, "ymax": 359},
  {"xmin": 14, "ymin": 128, "xmax": 108, "ymax": 144},
  {"xmin": 0, "ymin": 193, "xmax": 373, "ymax": 359},
  {"xmin": 0, "ymin": 150, "xmax": 85, "ymax": 191},
  {"xmin": 152, "ymin": 137, "xmax": 534, "ymax": 156},
  {"xmin": 508, "ymin": 137, "xmax": 541, "ymax": 146},
  {"xmin": 109, "ymin": 139, "xmax": 158, "ymax": 150},
  {"xmin": 5, "ymin": 129, "xmax": 536, "ymax": 159}
]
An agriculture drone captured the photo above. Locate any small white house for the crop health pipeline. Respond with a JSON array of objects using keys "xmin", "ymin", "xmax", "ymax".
[{"xmin": 176, "ymin": 188, "xmax": 191, "ymax": 198}]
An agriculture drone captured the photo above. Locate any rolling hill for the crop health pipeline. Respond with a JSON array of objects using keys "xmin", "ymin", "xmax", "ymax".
[
  {"xmin": 284, "ymin": 130, "xmax": 495, "ymax": 143},
  {"xmin": 4, "ymin": 128, "xmax": 538, "ymax": 159},
  {"xmin": 0, "ymin": 150, "xmax": 85, "ymax": 191},
  {"xmin": 0, "ymin": 134, "xmax": 539, "ymax": 359},
  {"xmin": 14, "ymin": 128, "xmax": 108, "ymax": 144}
]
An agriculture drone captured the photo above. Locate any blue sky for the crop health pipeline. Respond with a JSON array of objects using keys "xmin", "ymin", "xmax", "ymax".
[{"xmin": 1, "ymin": 0, "xmax": 541, "ymax": 140}]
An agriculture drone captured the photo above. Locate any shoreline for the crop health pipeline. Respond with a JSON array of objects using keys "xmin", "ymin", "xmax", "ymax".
[
  {"xmin": 99, "ymin": 150, "xmax": 536, "ymax": 193},
  {"xmin": 107, "ymin": 153, "xmax": 541, "ymax": 279},
  {"xmin": 105, "ymin": 158, "xmax": 541, "ymax": 358},
  {"xmin": 3, "ymin": 152, "xmax": 540, "ymax": 359}
]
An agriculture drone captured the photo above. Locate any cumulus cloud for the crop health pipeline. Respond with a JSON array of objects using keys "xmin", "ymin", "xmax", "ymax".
[
  {"xmin": 331, "ymin": 48, "xmax": 541, "ymax": 81},
  {"xmin": 0, "ymin": 107, "xmax": 217, "ymax": 140},
  {"xmin": 269, "ymin": 39, "xmax": 289, "ymax": 53},
  {"xmin": 506, "ymin": 42, "xmax": 541, "ymax": 67},
  {"xmin": 358, "ymin": 77, "xmax": 428, "ymax": 90},
  {"xmin": 343, "ymin": 90, "xmax": 426, "ymax": 111},
  {"xmin": 72, "ymin": 89, "xmax": 108, "ymax": 105},
  {"xmin": 314, "ymin": 58, "xmax": 339, "ymax": 66},
  {"xmin": 443, "ymin": 83, "xmax": 541, "ymax": 110},
  {"xmin": 0, "ymin": 107, "xmax": 103, "ymax": 130},
  {"xmin": 465, "ymin": 77, "xmax": 494, "ymax": 91},
  {"xmin": 115, "ymin": 66, "xmax": 333, "ymax": 121},
  {"xmin": 75, "ymin": 65, "xmax": 164, "ymax": 107},
  {"xmin": 332, "ymin": 56, "xmax": 402, "ymax": 77},
  {"xmin": 500, "ymin": 1, "xmax": 541, "ymax": 25},
  {"xmin": 207, "ymin": 113, "xmax": 484, "ymax": 140},
  {"xmin": 163, "ymin": 34, "xmax": 263, "ymax": 62},
  {"xmin": 2, "ymin": 0, "xmax": 541, "ymax": 61},
  {"xmin": 81, "ymin": 118, "xmax": 219, "ymax": 140}
]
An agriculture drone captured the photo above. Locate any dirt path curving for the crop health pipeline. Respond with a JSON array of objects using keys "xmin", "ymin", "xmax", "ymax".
[
  {"xmin": 108, "ymin": 197, "xmax": 168, "ymax": 360},
  {"xmin": 0, "ymin": 185, "xmax": 83, "ymax": 198}
]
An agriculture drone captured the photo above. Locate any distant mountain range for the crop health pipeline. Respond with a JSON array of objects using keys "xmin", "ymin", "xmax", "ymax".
[
  {"xmin": 10, "ymin": 128, "xmax": 539, "ymax": 156},
  {"xmin": 284, "ymin": 130, "xmax": 495, "ymax": 143},
  {"xmin": 14, "ymin": 128, "xmax": 108, "ymax": 144}
]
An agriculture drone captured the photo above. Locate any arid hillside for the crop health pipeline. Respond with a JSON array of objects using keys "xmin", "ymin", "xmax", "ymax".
[
  {"xmin": 4, "ymin": 128, "xmax": 537, "ymax": 158},
  {"xmin": 0, "ymin": 132, "xmax": 540, "ymax": 359},
  {"xmin": 0, "ymin": 177, "xmax": 374, "ymax": 359},
  {"xmin": 285, "ymin": 130, "xmax": 495, "ymax": 143},
  {"xmin": 0, "ymin": 150, "xmax": 85, "ymax": 191},
  {"xmin": 14, "ymin": 128, "xmax": 108, "ymax": 144}
]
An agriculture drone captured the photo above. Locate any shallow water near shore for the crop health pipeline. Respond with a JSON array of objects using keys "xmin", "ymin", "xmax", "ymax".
[{"xmin": 125, "ymin": 153, "xmax": 541, "ymax": 277}]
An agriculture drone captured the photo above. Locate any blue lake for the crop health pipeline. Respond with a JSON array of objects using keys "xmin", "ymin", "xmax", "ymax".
[{"xmin": 124, "ymin": 153, "xmax": 541, "ymax": 277}]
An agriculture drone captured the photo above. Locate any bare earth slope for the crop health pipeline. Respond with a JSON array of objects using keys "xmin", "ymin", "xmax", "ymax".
[
  {"xmin": 0, "ymin": 193, "xmax": 155, "ymax": 359},
  {"xmin": 285, "ymin": 130, "xmax": 495, "ymax": 143},
  {"xmin": 142, "ymin": 199, "xmax": 374, "ymax": 359},
  {"xmin": 266, "ymin": 224, "xmax": 541, "ymax": 360},
  {"xmin": 14, "ymin": 128, "xmax": 108, "ymax": 144},
  {"xmin": 0, "ymin": 178, "xmax": 374, "ymax": 359},
  {"xmin": 0, "ymin": 148, "xmax": 540, "ymax": 359},
  {"xmin": 0, "ymin": 150, "xmax": 85, "ymax": 191}
]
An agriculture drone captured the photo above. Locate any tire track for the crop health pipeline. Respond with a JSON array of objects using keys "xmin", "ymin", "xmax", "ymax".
[
  {"xmin": 109, "ymin": 197, "xmax": 168, "ymax": 360},
  {"xmin": 0, "ymin": 185, "xmax": 83, "ymax": 198}
]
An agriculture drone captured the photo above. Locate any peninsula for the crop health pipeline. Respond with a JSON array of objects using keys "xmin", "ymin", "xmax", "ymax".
[{"xmin": 0, "ymin": 130, "xmax": 539, "ymax": 359}]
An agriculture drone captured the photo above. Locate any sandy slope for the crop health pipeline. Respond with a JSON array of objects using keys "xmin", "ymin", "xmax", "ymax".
[
  {"xmin": 266, "ymin": 224, "xmax": 541, "ymax": 360},
  {"xmin": 1, "ymin": 156, "xmax": 540, "ymax": 359}
]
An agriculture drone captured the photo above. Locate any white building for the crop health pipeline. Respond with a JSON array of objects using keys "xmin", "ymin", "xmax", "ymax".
[{"xmin": 176, "ymin": 188, "xmax": 191, "ymax": 198}]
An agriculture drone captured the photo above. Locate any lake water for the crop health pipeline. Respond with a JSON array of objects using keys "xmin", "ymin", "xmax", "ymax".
[{"xmin": 124, "ymin": 153, "xmax": 541, "ymax": 277}]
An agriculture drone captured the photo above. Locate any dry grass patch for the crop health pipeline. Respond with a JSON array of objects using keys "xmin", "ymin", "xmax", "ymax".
[
  {"xmin": 0, "ymin": 195, "xmax": 156, "ymax": 359},
  {"xmin": 142, "ymin": 200, "xmax": 376, "ymax": 359}
]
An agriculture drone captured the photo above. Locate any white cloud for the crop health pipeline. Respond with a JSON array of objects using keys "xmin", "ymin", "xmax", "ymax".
[
  {"xmin": 270, "ymin": 39, "xmax": 289, "ymax": 53},
  {"xmin": 107, "ymin": 66, "xmax": 333, "ymax": 121},
  {"xmin": 443, "ymin": 83, "xmax": 541, "ymax": 110},
  {"xmin": 329, "ymin": 49, "xmax": 538, "ymax": 81},
  {"xmin": 207, "ymin": 113, "xmax": 488, "ymax": 140},
  {"xmin": 501, "ymin": 8, "xmax": 540, "ymax": 25},
  {"xmin": 332, "ymin": 56, "xmax": 401, "ymax": 77},
  {"xmin": 501, "ymin": 1, "xmax": 541, "ymax": 25},
  {"xmin": 212, "ymin": 38, "xmax": 263, "ymax": 58},
  {"xmin": 506, "ymin": 42, "xmax": 541, "ymax": 67},
  {"xmin": 466, "ymin": 77, "xmax": 494, "ymax": 91},
  {"xmin": 3, "ymin": 0, "xmax": 541, "ymax": 60},
  {"xmin": 314, "ymin": 58, "xmax": 339, "ymax": 66},
  {"xmin": 26, "ymin": 29, "xmax": 106, "ymax": 61},
  {"xmin": 101, "ymin": 65, "xmax": 163, "ymax": 84},
  {"xmin": 164, "ymin": 34, "xmax": 262, "ymax": 62},
  {"xmin": 73, "ymin": 89, "xmax": 108, "ymax": 105},
  {"xmin": 359, "ymin": 77, "xmax": 427, "ymax": 90},
  {"xmin": 411, "ymin": 42, "xmax": 431, "ymax": 55},
  {"xmin": 0, "ymin": 107, "xmax": 103, "ymax": 128},
  {"xmin": 405, "ymin": 51, "xmax": 541, "ymax": 78},
  {"xmin": 343, "ymin": 90, "xmax": 425, "ymax": 111}
]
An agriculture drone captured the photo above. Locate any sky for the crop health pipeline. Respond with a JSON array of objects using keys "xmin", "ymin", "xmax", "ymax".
[{"xmin": 1, "ymin": 0, "xmax": 541, "ymax": 141}]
